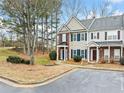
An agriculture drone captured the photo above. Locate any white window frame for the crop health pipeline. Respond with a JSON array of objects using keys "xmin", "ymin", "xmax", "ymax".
[
  {"xmin": 81, "ymin": 50, "xmax": 85, "ymax": 58},
  {"xmin": 114, "ymin": 49, "xmax": 120, "ymax": 60},
  {"xmin": 73, "ymin": 50, "xmax": 77, "ymax": 57},
  {"xmin": 62, "ymin": 34, "xmax": 66, "ymax": 42},
  {"xmin": 81, "ymin": 33, "xmax": 85, "ymax": 41},
  {"xmin": 73, "ymin": 33, "xmax": 77, "ymax": 41}
]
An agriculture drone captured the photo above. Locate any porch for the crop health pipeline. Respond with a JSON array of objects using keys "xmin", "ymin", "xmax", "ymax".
[
  {"xmin": 87, "ymin": 41, "xmax": 124, "ymax": 63},
  {"xmin": 57, "ymin": 45, "xmax": 69, "ymax": 61}
]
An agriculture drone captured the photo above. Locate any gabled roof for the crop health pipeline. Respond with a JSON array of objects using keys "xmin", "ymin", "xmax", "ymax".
[{"xmin": 81, "ymin": 15, "xmax": 124, "ymax": 31}]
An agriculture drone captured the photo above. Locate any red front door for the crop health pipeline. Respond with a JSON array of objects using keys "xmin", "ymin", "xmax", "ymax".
[{"xmin": 93, "ymin": 50, "xmax": 97, "ymax": 60}]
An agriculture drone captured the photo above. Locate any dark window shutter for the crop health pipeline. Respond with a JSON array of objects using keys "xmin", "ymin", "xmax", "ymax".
[
  {"xmin": 105, "ymin": 32, "xmax": 107, "ymax": 40},
  {"xmin": 97, "ymin": 32, "xmax": 99, "ymax": 39},
  {"xmin": 77, "ymin": 49, "xmax": 80, "ymax": 56},
  {"xmin": 91, "ymin": 33, "xmax": 93, "ymax": 39},
  {"xmin": 59, "ymin": 34, "xmax": 62, "ymax": 44},
  {"xmin": 85, "ymin": 49, "xmax": 87, "ymax": 59},
  {"xmin": 77, "ymin": 33, "xmax": 80, "ymax": 41},
  {"xmin": 85, "ymin": 33, "xmax": 87, "ymax": 41},
  {"xmin": 118, "ymin": 31, "xmax": 120, "ymax": 40},
  {"xmin": 71, "ymin": 33, "xmax": 73, "ymax": 41}
]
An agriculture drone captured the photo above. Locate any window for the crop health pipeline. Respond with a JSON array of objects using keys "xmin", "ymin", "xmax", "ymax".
[
  {"xmin": 77, "ymin": 33, "xmax": 80, "ymax": 41},
  {"xmin": 81, "ymin": 33, "xmax": 85, "ymax": 41},
  {"xmin": 105, "ymin": 32, "xmax": 107, "ymax": 40},
  {"xmin": 91, "ymin": 33, "xmax": 93, "ymax": 39},
  {"xmin": 62, "ymin": 34, "xmax": 66, "ymax": 42},
  {"xmin": 73, "ymin": 50, "xmax": 77, "ymax": 57},
  {"xmin": 114, "ymin": 49, "xmax": 120, "ymax": 60},
  {"xmin": 81, "ymin": 50, "xmax": 85, "ymax": 58},
  {"xmin": 118, "ymin": 31, "xmax": 120, "ymax": 40},
  {"xmin": 73, "ymin": 33, "xmax": 77, "ymax": 41},
  {"xmin": 77, "ymin": 49, "xmax": 80, "ymax": 56},
  {"xmin": 97, "ymin": 32, "xmax": 99, "ymax": 39}
]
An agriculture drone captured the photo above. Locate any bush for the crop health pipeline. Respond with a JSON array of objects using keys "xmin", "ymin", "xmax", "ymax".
[
  {"xmin": 73, "ymin": 56, "xmax": 82, "ymax": 62},
  {"xmin": 6, "ymin": 56, "xmax": 30, "ymax": 65},
  {"xmin": 120, "ymin": 57, "xmax": 124, "ymax": 65},
  {"xmin": 49, "ymin": 51, "xmax": 57, "ymax": 60}
]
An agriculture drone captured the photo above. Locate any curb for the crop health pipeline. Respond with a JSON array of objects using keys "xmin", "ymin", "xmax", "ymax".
[
  {"xmin": 0, "ymin": 68, "xmax": 76, "ymax": 88},
  {"xmin": 66, "ymin": 64, "xmax": 124, "ymax": 72},
  {"xmin": 78, "ymin": 66, "xmax": 124, "ymax": 72}
]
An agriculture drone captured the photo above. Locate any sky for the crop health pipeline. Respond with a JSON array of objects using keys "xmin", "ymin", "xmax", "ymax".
[
  {"xmin": 61, "ymin": 0, "xmax": 124, "ymax": 24},
  {"xmin": 87, "ymin": 0, "xmax": 124, "ymax": 14}
]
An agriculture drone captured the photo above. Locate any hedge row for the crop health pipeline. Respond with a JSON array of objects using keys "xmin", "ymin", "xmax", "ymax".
[{"xmin": 6, "ymin": 56, "xmax": 30, "ymax": 64}]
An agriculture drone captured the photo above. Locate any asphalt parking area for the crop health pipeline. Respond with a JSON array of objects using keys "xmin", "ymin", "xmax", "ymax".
[{"xmin": 0, "ymin": 69, "xmax": 124, "ymax": 93}]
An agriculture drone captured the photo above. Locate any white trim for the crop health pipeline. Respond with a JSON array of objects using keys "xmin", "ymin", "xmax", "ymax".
[
  {"xmin": 57, "ymin": 45, "xmax": 68, "ymax": 47},
  {"xmin": 57, "ymin": 25, "xmax": 71, "ymax": 34},
  {"xmin": 87, "ymin": 41, "xmax": 99, "ymax": 47},
  {"xmin": 108, "ymin": 46, "xmax": 110, "ymax": 63},
  {"xmin": 121, "ymin": 46, "xmax": 123, "ymax": 57},
  {"xmin": 96, "ymin": 47, "xmax": 99, "ymax": 63}
]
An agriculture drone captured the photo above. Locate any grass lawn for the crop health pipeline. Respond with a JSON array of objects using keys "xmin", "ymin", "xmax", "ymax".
[
  {"xmin": 0, "ymin": 47, "xmax": 50, "ymax": 65},
  {"xmin": 0, "ymin": 48, "xmax": 19, "ymax": 62},
  {"xmin": 35, "ymin": 55, "xmax": 50, "ymax": 65},
  {"xmin": 0, "ymin": 47, "xmax": 75, "ymax": 84}
]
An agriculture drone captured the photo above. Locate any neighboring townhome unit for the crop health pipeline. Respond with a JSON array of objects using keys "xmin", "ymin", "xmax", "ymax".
[{"xmin": 57, "ymin": 15, "xmax": 124, "ymax": 63}]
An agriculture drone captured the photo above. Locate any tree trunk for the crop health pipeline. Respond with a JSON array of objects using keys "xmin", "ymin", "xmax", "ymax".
[{"xmin": 46, "ymin": 15, "xmax": 49, "ymax": 53}]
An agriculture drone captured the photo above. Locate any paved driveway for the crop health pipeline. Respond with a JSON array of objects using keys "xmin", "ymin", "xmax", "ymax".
[{"xmin": 0, "ymin": 69, "xmax": 124, "ymax": 93}]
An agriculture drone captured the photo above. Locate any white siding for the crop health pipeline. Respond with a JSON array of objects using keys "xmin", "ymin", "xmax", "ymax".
[{"xmin": 67, "ymin": 18, "xmax": 85, "ymax": 30}]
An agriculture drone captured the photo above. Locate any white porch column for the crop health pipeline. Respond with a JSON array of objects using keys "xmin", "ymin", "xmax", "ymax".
[
  {"xmin": 96, "ymin": 46, "xmax": 99, "ymax": 63},
  {"xmin": 64, "ymin": 47, "xmax": 66, "ymax": 61},
  {"xmin": 87, "ymin": 47, "xmax": 90, "ymax": 62},
  {"xmin": 108, "ymin": 46, "xmax": 110, "ymax": 63},
  {"xmin": 121, "ymin": 46, "xmax": 123, "ymax": 57},
  {"xmin": 57, "ymin": 46, "xmax": 59, "ymax": 61}
]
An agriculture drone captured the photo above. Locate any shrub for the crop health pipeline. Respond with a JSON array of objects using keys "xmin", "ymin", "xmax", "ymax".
[
  {"xmin": 6, "ymin": 56, "xmax": 30, "ymax": 65},
  {"xmin": 73, "ymin": 56, "xmax": 82, "ymax": 62},
  {"xmin": 49, "ymin": 51, "xmax": 56, "ymax": 60},
  {"xmin": 120, "ymin": 57, "xmax": 124, "ymax": 65}
]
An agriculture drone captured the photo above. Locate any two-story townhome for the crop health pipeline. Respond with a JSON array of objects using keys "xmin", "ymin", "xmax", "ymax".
[{"xmin": 57, "ymin": 15, "xmax": 124, "ymax": 63}]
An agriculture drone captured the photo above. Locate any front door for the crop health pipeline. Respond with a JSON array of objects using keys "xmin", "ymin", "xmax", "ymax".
[
  {"xmin": 93, "ymin": 50, "xmax": 96, "ymax": 60},
  {"xmin": 60, "ymin": 49, "xmax": 64, "ymax": 60}
]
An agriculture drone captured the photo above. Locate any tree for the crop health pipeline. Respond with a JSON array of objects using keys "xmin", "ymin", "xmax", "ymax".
[
  {"xmin": 1, "ymin": 0, "xmax": 62, "ymax": 65},
  {"xmin": 0, "ymin": 31, "xmax": 6, "ymax": 47}
]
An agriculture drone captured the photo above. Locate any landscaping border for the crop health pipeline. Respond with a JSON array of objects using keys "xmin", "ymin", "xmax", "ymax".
[
  {"xmin": 0, "ymin": 68, "xmax": 76, "ymax": 88},
  {"xmin": 0, "ymin": 64, "xmax": 124, "ymax": 88}
]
